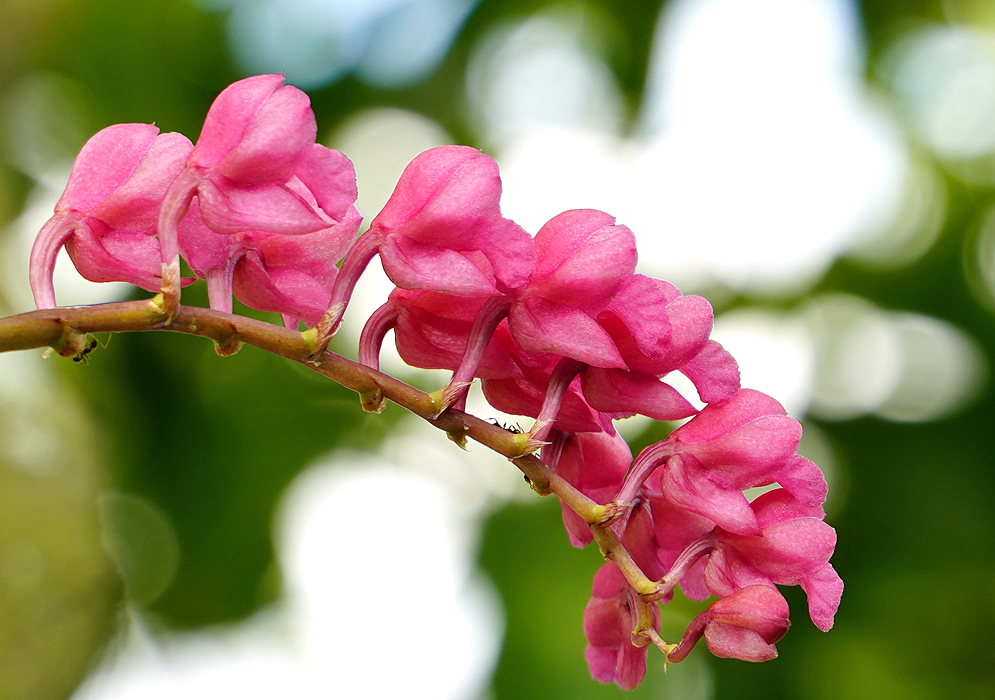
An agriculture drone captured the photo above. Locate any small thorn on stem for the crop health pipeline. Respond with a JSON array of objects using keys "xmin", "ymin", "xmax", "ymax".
[
  {"xmin": 428, "ymin": 381, "xmax": 472, "ymax": 419},
  {"xmin": 213, "ymin": 325, "xmax": 244, "ymax": 357},
  {"xmin": 359, "ymin": 385, "xmax": 386, "ymax": 413},
  {"xmin": 509, "ymin": 430, "xmax": 549, "ymax": 458},
  {"xmin": 310, "ymin": 302, "xmax": 347, "ymax": 359}
]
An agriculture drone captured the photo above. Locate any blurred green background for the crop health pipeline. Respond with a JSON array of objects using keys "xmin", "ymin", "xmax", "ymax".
[{"xmin": 2, "ymin": 0, "xmax": 995, "ymax": 698}]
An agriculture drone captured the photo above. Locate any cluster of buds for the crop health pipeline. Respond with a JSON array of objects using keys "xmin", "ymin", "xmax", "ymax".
[{"xmin": 28, "ymin": 75, "xmax": 841, "ymax": 689}]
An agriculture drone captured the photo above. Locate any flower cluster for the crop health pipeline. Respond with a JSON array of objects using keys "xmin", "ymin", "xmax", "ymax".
[{"xmin": 28, "ymin": 75, "xmax": 841, "ymax": 689}]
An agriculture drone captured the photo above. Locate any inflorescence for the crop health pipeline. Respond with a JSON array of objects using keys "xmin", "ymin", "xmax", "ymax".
[{"xmin": 26, "ymin": 74, "xmax": 841, "ymax": 689}]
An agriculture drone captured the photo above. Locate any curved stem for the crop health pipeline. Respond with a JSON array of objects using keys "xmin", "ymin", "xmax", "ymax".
[
  {"xmin": 28, "ymin": 215, "xmax": 76, "ymax": 309},
  {"xmin": 0, "ymin": 300, "xmax": 660, "ymax": 601},
  {"xmin": 157, "ymin": 170, "xmax": 199, "ymax": 321},
  {"xmin": 615, "ymin": 441, "xmax": 674, "ymax": 507},
  {"xmin": 529, "ymin": 356, "xmax": 585, "ymax": 445},
  {"xmin": 312, "ymin": 228, "xmax": 382, "ymax": 351},
  {"xmin": 358, "ymin": 301, "xmax": 399, "ymax": 371}
]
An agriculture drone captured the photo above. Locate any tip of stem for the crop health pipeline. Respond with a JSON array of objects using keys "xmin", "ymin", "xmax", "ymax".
[{"xmin": 509, "ymin": 431, "xmax": 549, "ymax": 459}]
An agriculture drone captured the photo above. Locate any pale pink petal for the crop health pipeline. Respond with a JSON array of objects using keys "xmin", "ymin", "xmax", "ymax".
[
  {"xmin": 213, "ymin": 81, "xmax": 317, "ymax": 183},
  {"xmin": 291, "ymin": 144, "xmax": 360, "ymax": 223},
  {"xmin": 379, "ymin": 235, "xmax": 499, "ymax": 296},
  {"xmin": 529, "ymin": 210, "xmax": 636, "ymax": 312},
  {"xmin": 92, "ymin": 131, "xmax": 194, "ymax": 231},
  {"xmin": 190, "ymin": 74, "xmax": 286, "ymax": 171}
]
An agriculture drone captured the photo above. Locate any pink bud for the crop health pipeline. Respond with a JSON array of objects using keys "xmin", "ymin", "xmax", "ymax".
[
  {"xmin": 29, "ymin": 124, "xmax": 193, "ymax": 308},
  {"xmin": 189, "ymin": 74, "xmax": 317, "ymax": 184},
  {"xmin": 371, "ymin": 146, "xmax": 535, "ymax": 295},
  {"xmin": 668, "ymin": 585, "xmax": 790, "ymax": 663}
]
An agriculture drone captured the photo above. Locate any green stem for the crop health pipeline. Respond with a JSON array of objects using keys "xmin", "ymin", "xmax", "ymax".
[{"xmin": 0, "ymin": 299, "xmax": 659, "ymax": 599}]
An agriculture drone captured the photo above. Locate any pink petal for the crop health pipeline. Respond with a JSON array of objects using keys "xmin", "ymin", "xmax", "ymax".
[
  {"xmin": 529, "ymin": 210, "xmax": 636, "ymax": 312},
  {"xmin": 598, "ymin": 275, "xmax": 675, "ymax": 366},
  {"xmin": 773, "ymin": 456, "xmax": 829, "ymax": 507},
  {"xmin": 581, "ymin": 367, "xmax": 698, "ymax": 421},
  {"xmin": 232, "ymin": 251, "xmax": 333, "ymax": 327},
  {"xmin": 214, "ymin": 82, "xmax": 317, "ymax": 183},
  {"xmin": 65, "ymin": 219, "xmax": 166, "ymax": 292},
  {"xmin": 196, "ymin": 177, "xmax": 330, "ymax": 235},
  {"xmin": 661, "ymin": 454, "xmax": 760, "ymax": 535},
  {"xmin": 58, "ymin": 123, "xmax": 161, "ymax": 213},
  {"xmin": 703, "ymin": 546, "xmax": 773, "ymax": 597},
  {"xmin": 680, "ymin": 340, "xmax": 741, "ymax": 405},
  {"xmin": 370, "ymin": 146, "xmax": 501, "ymax": 237},
  {"xmin": 509, "ymin": 295, "xmax": 625, "ymax": 368},
  {"xmin": 703, "ymin": 622, "xmax": 779, "ymax": 662},
  {"xmin": 191, "ymin": 75, "xmax": 316, "ymax": 184},
  {"xmin": 670, "ymin": 388, "xmax": 788, "ymax": 444},
  {"xmin": 379, "ymin": 235, "xmax": 499, "ymax": 296},
  {"xmin": 91, "ymin": 131, "xmax": 194, "ymax": 231},
  {"xmin": 800, "ymin": 563, "xmax": 844, "ymax": 632},
  {"xmin": 290, "ymin": 144, "xmax": 360, "ymax": 223}
]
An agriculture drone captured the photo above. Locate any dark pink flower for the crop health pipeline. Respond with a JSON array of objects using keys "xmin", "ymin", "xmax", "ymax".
[
  {"xmin": 584, "ymin": 562, "xmax": 658, "ymax": 690},
  {"xmin": 29, "ymin": 123, "xmax": 193, "ymax": 308},
  {"xmin": 544, "ymin": 431, "xmax": 632, "ymax": 547},
  {"xmin": 711, "ymin": 489, "xmax": 843, "ymax": 631},
  {"xmin": 658, "ymin": 389, "xmax": 805, "ymax": 534},
  {"xmin": 507, "ymin": 209, "xmax": 635, "ymax": 368},
  {"xmin": 667, "ymin": 585, "xmax": 791, "ymax": 663},
  {"xmin": 651, "ymin": 487, "xmax": 842, "ymax": 632},
  {"xmin": 581, "ymin": 274, "xmax": 740, "ymax": 410}
]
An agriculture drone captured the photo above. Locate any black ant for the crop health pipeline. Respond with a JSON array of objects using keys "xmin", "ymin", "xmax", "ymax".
[
  {"xmin": 486, "ymin": 417, "xmax": 523, "ymax": 434},
  {"xmin": 72, "ymin": 334, "xmax": 110, "ymax": 364}
]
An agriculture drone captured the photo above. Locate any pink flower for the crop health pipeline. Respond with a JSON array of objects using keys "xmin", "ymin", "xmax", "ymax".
[
  {"xmin": 29, "ymin": 123, "xmax": 193, "ymax": 308},
  {"xmin": 652, "ymin": 487, "xmax": 842, "ymax": 632},
  {"xmin": 319, "ymin": 146, "xmax": 533, "ymax": 343},
  {"xmin": 479, "ymin": 336, "xmax": 611, "ymax": 435},
  {"xmin": 158, "ymin": 75, "xmax": 355, "ymax": 315},
  {"xmin": 543, "ymin": 431, "xmax": 632, "ymax": 547},
  {"xmin": 177, "ymin": 144, "xmax": 361, "ymax": 326},
  {"xmin": 584, "ymin": 562, "xmax": 658, "ymax": 690},
  {"xmin": 358, "ymin": 288, "xmax": 522, "ymax": 378},
  {"xmin": 666, "ymin": 585, "xmax": 791, "ymax": 663},
  {"xmin": 709, "ymin": 489, "xmax": 842, "ymax": 631},
  {"xmin": 657, "ymin": 389, "xmax": 805, "ymax": 534},
  {"xmin": 507, "ymin": 209, "xmax": 635, "ymax": 368},
  {"xmin": 370, "ymin": 146, "xmax": 534, "ymax": 295}
]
